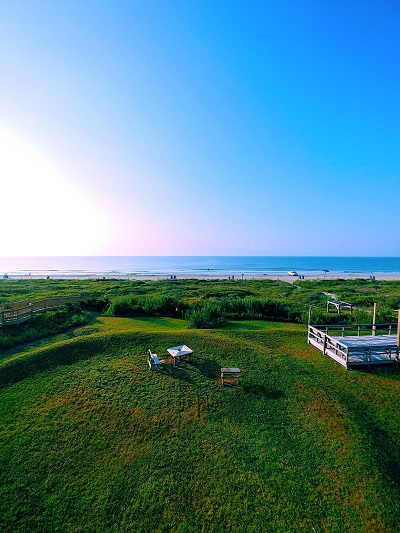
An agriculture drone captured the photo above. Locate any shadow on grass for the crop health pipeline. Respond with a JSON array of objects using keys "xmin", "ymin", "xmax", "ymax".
[
  {"xmin": 161, "ymin": 363, "xmax": 194, "ymax": 384},
  {"xmin": 0, "ymin": 338, "xmax": 105, "ymax": 389},
  {"xmin": 369, "ymin": 366, "xmax": 400, "ymax": 381},
  {"xmin": 241, "ymin": 383, "xmax": 284, "ymax": 399},
  {"xmin": 190, "ymin": 358, "xmax": 221, "ymax": 380}
]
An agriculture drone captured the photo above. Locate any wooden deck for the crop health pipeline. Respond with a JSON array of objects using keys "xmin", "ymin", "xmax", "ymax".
[{"xmin": 308, "ymin": 324, "xmax": 399, "ymax": 368}]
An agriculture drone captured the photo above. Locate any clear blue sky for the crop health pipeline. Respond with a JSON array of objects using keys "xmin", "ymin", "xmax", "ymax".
[{"xmin": 1, "ymin": 0, "xmax": 399, "ymax": 256}]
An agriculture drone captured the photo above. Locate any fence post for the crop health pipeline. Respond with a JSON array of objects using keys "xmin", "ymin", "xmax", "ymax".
[
  {"xmin": 323, "ymin": 334, "xmax": 327, "ymax": 355},
  {"xmin": 396, "ymin": 310, "xmax": 400, "ymax": 370},
  {"xmin": 372, "ymin": 303, "xmax": 377, "ymax": 336}
]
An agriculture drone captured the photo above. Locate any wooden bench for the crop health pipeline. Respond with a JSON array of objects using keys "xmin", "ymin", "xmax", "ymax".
[{"xmin": 221, "ymin": 367, "xmax": 241, "ymax": 386}]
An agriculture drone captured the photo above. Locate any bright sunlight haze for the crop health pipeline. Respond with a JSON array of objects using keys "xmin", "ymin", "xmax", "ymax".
[{"xmin": 0, "ymin": 1, "xmax": 399, "ymax": 256}]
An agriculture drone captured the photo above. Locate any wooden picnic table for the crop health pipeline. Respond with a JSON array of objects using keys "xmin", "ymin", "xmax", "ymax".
[{"xmin": 221, "ymin": 367, "xmax": 241, "ymax": 386}]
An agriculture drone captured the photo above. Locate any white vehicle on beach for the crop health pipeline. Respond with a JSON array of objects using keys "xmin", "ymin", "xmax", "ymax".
[{"xmin": 288, "ymin": 271, "xmax": 298, "ymax": 276}]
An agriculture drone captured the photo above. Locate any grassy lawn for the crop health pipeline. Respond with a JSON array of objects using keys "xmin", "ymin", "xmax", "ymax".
[{"xmin": 1, "ymin": 317, "xmax": 400, "ymax": 532}]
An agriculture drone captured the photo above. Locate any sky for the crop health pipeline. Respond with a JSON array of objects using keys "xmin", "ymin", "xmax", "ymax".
[{"xmin": 0, "ymin": 0, "xmax": 399, "ymax": 256}]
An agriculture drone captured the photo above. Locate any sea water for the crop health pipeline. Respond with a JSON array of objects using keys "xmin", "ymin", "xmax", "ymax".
[{"xmin": 0, "ymin": 256, "xmax": 400, "ymax": 278}]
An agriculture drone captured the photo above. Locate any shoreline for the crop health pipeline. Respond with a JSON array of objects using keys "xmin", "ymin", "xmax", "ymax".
[{"xmin": 2, "ymin": 273, "xmax": 400, "ymax": 282}]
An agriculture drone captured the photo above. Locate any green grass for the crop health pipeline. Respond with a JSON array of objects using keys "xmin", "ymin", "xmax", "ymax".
[
  {"xmin": 1, "ymin": 317, "xmax": 400, "ymax": 532},
  {"xmin": 299, "ymin": 278, "xmax": 400, "ymax": 310},
  {"xmin": 0, "ymin": 277, "xmax": 316, "ymax": 309},
  {"xmin": 1, "ymin": 278, "xmax": 399, "ymax": 333}
]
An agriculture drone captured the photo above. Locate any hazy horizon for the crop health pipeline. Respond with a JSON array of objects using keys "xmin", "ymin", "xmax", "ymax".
[{"xmin": 2, "ymin": 256, "xmax": 400, "ymax": 279}]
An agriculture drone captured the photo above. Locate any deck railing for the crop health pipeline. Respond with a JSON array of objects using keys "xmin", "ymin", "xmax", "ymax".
[
  {"xmin": 308, "ymin": 323, "xmax": 399, "ymax": 368},
  {"xmin": 311, "ymin": 323, "xmax": 398, "ymax": 338},
  {"xmin": 308, "ymin": 325, "xmax": 349, "ymax": 363},
  {"xmin": 0, "ymin": 296, "xmax": 88, "ymax": 327}
]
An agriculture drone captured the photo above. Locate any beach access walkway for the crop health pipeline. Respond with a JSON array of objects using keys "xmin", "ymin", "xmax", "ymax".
[
  {"xmin": 308, "ymin": 323, "xmax": 399, "ymax": 369},
  {"xmin": 0, "ymin": 296, "xmax": 87, "ymax": 328}
]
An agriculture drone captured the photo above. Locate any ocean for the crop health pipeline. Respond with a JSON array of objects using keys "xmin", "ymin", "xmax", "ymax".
[{"xmin": 0, "ymin": 256, "xmax": 400, "ymax": 279}]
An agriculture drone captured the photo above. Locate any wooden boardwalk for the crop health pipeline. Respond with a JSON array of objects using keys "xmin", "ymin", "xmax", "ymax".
[
  {"xmin": 0, "ymin": 296, "xmax": 87, "ymax": 328},
  {"xmin": 308, "ymin": 324, "xmax": 399, "ymax": 368}
]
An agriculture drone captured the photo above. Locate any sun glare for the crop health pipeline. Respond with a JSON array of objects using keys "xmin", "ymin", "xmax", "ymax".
[{"xmin": 0, "ymin": 131, "xmax": 110, "ymax": 256}]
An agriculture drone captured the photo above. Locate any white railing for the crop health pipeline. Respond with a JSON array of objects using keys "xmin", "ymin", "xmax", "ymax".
[
  {"xmin": 308, "ymin": 323, "xmax": 399, "ymax": 368},
  {"xmin": 311, "ymin": 323, "xmax": 398, "ymax": 337},
  {"xmin": 308, "ymin": 325, "xmax": 348, "ymax": 363}
]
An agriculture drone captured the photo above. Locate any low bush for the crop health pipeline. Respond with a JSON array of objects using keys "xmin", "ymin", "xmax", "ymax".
[
  {"xmin": 220, "ymin": 297, "xmax": 288, "ymax": 321},
  {"xmin": 78, "ymin": 297, "xmax": 110, "ymax": 312},
  {"xmin": 106, "ymin": 295, "xmax": 189, "ymax": 318},
  {"xmin": 186, "ymin": 302, "xmax": 227, "ymax": 329}
]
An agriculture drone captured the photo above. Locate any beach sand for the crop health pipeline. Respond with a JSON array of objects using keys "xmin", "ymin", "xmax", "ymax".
[
  {"xmin": 135, "ymin": 273, "xmax": 400, "ymax": 283},
  {"xmin": 4, "ymin": 273, "xmax": 400, "ymax": 282}
]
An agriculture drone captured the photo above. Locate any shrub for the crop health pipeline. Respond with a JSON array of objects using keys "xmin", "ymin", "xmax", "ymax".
[
  {"xmin": 106, "ymin": 297, "xmax": 144, "ymax": 317},
  {"xmin": 79, "ymin": 297, "xmax": 110, "ymax": 312},
  {"xmin": 186, "ymin": 302, "xmax": 227, "ymax": 329},
  {"xmin": 105, "ymin": 295, "xmax": 189, "ymax": 318},
  {"xmin": 220, "ymin": 297, "xmax": 288, "ymax": 321}
]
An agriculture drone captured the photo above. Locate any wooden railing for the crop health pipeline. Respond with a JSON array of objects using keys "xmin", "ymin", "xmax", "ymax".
[
  {"xmin": 311, "ymin": 323, "xmax": 398, "ymax": 337},
  {"xmin": 0, "ymin": 296, "xmax": 88, "ymax": 327},
  {"xmin": 308, "ymin": 325, "xmax": 349, "ymax": 363},
  {"xmin": 308, "ymin": 323, "xmax": 399, "ymax": 368}
]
